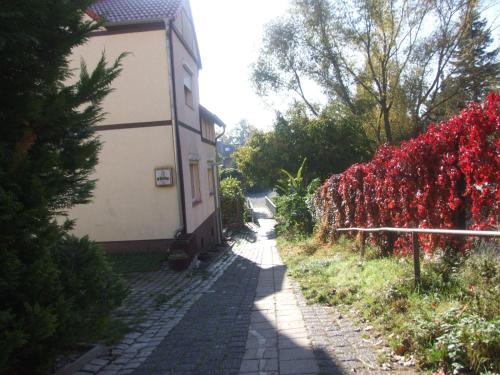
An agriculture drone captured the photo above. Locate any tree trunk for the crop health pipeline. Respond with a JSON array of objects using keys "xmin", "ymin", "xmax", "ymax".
[{"xmin": 382, "ymin": 105, "xmax": 393, "ymax": 144}]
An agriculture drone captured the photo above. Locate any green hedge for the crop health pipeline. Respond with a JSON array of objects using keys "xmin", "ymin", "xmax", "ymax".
[{"xmin": 220, "ymin": 177, "xmax": 246, "ymax": 229}]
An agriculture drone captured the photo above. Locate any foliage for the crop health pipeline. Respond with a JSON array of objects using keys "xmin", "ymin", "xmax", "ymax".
[
  {"xmin": 253, "ymin": 0, "xmax": 497, "ymax": 144},
  {"xmin": 275, "ymin": 160, "xmax": 320, "ymax": 236},
  {"xmin": 220, "ymin": 167, "xmax": 244, "ymax": 185},
  {"xmin": 431, "ymin": 4, "xmax": 499, "ymax": 124},
  {"xmin": 276, "ymin": 158, "xmax": 308, "ymax": 195},
  {"xmin": 221, "ymin": 119, "xmax": 257, "ymax": 147},
  {"xmin": 234, "ymin": 103, "xmax": 372, "ymax": 190},
  {"xmin": 314, "ymin": 94, "xmax": 499, "ymax": 255},
  {"xmin": 220, "ymin": 177, "xmax": 246, "ymax": 229},
  {"xmin": 51, "ymin": 235, "xmax": 127, "ymax": 347},
  {"xmin": 278, "ymin": 236, "xmax": 500, "ymax": 374},
  {"xmin": 0, "ymin": 0, "xmax": 125, "ymax": 372}
]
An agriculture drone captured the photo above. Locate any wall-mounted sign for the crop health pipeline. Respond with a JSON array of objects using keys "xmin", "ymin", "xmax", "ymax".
[{"xmin": 155, "ymin": 167, "xmax": 174, "ymax": 186}]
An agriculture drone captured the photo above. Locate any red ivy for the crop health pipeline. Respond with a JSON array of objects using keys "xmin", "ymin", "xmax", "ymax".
[{"xmin": 314, "ymin": 93, "xmax": 499, "ymax": 255}]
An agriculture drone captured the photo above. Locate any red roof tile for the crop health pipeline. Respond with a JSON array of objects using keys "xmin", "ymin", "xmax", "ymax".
[{"xmin": 90, "ymin": 0, "xmax": 183, "ymax": 24}]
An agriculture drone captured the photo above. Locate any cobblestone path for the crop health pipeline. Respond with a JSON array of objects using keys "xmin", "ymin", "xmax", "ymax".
[{"xmin": 75, "ymin": 211, "xmax": 417, "ymax": 374}]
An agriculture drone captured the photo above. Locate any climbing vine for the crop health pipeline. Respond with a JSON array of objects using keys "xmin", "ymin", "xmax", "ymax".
[{"xmin": 314, "ymin": 93, "xmax": 499, "ymax": 254}]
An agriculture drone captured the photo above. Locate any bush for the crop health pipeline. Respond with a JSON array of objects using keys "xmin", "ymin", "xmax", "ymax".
[
  {"xmin": 275, "ymin": 158, "xmax": 319, "ymax": 237},
  {"xmin": 53, "ymin": 236, "xmax": 127, "ymax": 344},
  {"xmin": 430, "ymin": 311, "xmax": 499, "ymax": 374},
  {"xmin": 0, "ymin": 0, "xmax": 125, "ymax": 372},
  {"xmin": 0, "ymin": 234, "xmax": 126, "ymax": 374},
  {"xmin": 220, "ymin": 177, "xmax": 246, "ymax": 229},
  {"xmin": 314, "ymin": 94, "xmax": 499, "ymax": 255},
  {"xmin": 220, "ymin": 167, "xmax": 243, "ymax": 182},
  {"xmin": 276, "ymin": 193, "xmax": 313, "ymax": 236}
]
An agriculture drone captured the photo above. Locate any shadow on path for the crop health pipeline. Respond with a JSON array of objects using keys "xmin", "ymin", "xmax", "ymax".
[{"xmin": 131, "ymin": 220, "xmax": 344, "ymax": 375}]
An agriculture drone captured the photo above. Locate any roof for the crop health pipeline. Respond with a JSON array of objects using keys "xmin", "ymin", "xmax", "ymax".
[
  {"xmin": 200, "ymin": 105, "xmax": 226, "ymax": 128},
  {"xmin": 89, "ymin": 0, "xmax": 183, "ymax": 24}
]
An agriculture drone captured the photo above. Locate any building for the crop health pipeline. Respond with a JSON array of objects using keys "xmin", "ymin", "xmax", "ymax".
[{"xmin": 67, "ymin": 0, "xmax": 225, "ymax": 252}]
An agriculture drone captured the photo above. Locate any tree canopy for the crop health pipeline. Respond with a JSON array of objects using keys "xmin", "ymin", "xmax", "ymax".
[
  {"xmin": 233, "ymin": 103, "xmax": 372, "ymax": 190},
  {"xmin": 252, "ymin": 0, "xmax": 499, "ymax": 145}
]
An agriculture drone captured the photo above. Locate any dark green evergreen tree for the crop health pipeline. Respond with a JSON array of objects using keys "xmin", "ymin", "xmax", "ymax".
[
  {"xmin": 431, "ymin": 2, "xmax": 499, "ymax": 122},
  {"xmin": 0, "ymin": 1, "xmax": 126, "ymax": 373}
]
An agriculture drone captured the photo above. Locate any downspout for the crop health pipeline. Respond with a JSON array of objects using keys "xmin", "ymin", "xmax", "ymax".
[
  {"xmin": 214, "ymin": 123, "xmax": 226, "ymax": 243},
  {"xmin": 166, "ymin": 19, "xmax": 187, "ymax": 235}
]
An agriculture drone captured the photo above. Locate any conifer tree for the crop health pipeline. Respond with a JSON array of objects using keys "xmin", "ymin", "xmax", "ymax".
[
  {"xmin": 0, "ymin": 0, "xmax": 125, "ymax": 372},
  {"xmin": 431, "ymin": 2, "xmax": 499, "ymax": 121}
]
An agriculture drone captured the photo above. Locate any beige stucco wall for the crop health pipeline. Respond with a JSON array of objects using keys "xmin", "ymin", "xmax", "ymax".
[
  {"xmin": 171, "ymin": 30, "xmax": 216, "ymax": 234},
  {"xmin": 69, "ymin": 27, "xmax": 172, "ymax": 125},
  {"xmin": 66, "ymin": 13, "xmax": 218, "ymax": 245},
  {"xmin": 67, "ymin": 25, "xmax": 183, "ymax": 244},
  {"xmin": 180, "ymin": 126, "xmax": 217, "ymax": 234},
  {"xmin": 70, "ymin": 126, "xmax": 181, "ymax": 241}
]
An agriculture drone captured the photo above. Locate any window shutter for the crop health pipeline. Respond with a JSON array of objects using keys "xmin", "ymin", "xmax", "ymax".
[{"xmin": 184, "ymin": 69, "xmax": 193, "ymax": 90}]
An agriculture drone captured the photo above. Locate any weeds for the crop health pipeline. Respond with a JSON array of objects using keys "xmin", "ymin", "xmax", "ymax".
[{"xmin": 277, "ymin": 237, "xmax": 500, "ymax": 374}]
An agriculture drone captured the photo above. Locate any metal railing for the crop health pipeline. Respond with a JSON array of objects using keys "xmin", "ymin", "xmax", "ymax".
[
  {"xmin": 335, "ymin": 227, "xmax": 500, "ymax": 286},
  {"xmin": 265, "ymin": 196, "xmax": 276, "ymax": 217},
  {"xmin": 246, "ymin": 198, "xmax": 255, "ymax": 224}
]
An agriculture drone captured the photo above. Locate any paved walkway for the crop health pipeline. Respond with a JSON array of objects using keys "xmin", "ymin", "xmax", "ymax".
[{"xmin": 75, "ymin": 211, "xmax": 417, "ymax": 374}]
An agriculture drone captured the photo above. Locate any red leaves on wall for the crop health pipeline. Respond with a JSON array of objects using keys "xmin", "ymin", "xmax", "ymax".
[{"xmin": 314, "ymin": 93, "xmax": 499, "ymax": 255}]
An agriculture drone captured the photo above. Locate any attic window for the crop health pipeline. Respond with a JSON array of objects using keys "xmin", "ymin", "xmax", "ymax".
[{"xmin": 183, "ymin": 66, "xmax": 193, "ymax": 109}]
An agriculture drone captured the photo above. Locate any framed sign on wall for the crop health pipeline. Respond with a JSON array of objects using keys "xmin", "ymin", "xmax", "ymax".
[{"xmin": 155, "ymin": 167, "xmax": 174, "ymax": 186}]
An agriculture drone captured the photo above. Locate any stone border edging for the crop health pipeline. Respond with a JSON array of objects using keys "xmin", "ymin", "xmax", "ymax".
[{"xmin": 55, "ymin": 345, "xmax": 108, "ymax": 375}]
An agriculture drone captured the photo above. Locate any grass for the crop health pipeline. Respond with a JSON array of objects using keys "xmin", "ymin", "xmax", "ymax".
[
  {"xmin": 277, "ymin": 236, "xmax": 500, "ymax": 374},
  {"xmin": 107, "ymin": 251, "xmax": 167, "ymax": 274}
]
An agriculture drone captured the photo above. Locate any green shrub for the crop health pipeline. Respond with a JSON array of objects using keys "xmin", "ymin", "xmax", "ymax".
[
  {"xmin": 220, "ymin": 177, "xmax": 246, "ymax": 229},
  {"xmin": 0, "ymin": 235, "xmax": 126, "ymax": 374},
  {"xmin": 275, "ymin": 171, "xmax": 320, "ymax": 237},
  {"xmin": 434, "ymin": 312, "xmax": 499, "ymax": 374},
  {"xmin": 53, "ymin": 235, "xmax": 127, "ymax": 343},
  {"xmin": 220, "ymin": 167, "xmax": 243, "ymax": 182},
  {"xmin": 275, "ymin": 193, "xmax": 313, "ymax": 236}
]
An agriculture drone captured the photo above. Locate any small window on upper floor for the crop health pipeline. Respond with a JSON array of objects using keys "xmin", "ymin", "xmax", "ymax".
[{"xmin": 184, "ymin": 66, "xmax": 193, "ymax": 109}]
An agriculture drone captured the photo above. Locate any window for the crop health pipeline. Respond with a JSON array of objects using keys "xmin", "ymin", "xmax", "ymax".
[
  {"xmin": 201, "ymin": 116, "xmax": 215, "ymax": 142},
  {"xmin": 183, "ymin": 66, "xmax": 193, "ymax": 108},
  {"xmin": 207, "ymin": 164, "xmax": 215, "ymax": 195},
  {"xmin": 190, "ymin": 161, "xmax": 201, "ymax": 204}
]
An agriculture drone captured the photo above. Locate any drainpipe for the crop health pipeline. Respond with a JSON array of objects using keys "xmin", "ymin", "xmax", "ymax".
[
  {"xmin": 166, "ymin": 20, "xmax": 187, "ymax": 236},
  {"xmin": 214, "ymin": 123, "xmax": 226, "ymax": 244}
]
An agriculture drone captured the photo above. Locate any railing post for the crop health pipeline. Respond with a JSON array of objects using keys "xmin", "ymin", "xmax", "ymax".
[
  {"xmin": 412, "ymin": 232, "xmax": 421, "ymax": 287},
  {"xmin": 360, "ymin": 232, "xmax": 366, "ymax": 258}
]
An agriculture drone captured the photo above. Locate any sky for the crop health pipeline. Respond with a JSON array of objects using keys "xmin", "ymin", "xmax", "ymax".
[
  {"xmin": 190, "ymin": 0, "xmax": 292, "ymax": 132},
  {"xmin": 190, "ymin": 0, "xmax": 500, "ymax": 133}
]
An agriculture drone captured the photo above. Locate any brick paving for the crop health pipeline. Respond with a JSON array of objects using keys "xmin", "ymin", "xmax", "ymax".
[
  {"xmin": 73, "ymin": 249, "xmax": 239, "ymax": 374},
  {"xmin": 74, "ymin": 207, "xmax": 418, "ymax": 375}
]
